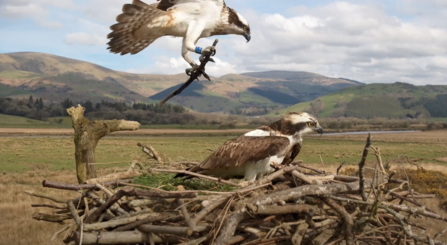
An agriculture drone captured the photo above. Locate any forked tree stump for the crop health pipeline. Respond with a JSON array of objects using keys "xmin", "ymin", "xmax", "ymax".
[{"xmin": 67, "ymin": 105, "xmax": 140, "ymax": 184}]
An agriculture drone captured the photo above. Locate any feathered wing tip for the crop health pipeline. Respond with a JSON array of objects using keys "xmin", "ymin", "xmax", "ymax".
[
  {"xmin": 107, "ymin": 0, "xmax": 159, "ymax": 55},
  {"xmin": 173, "ymin": 166, "xmax": 202, "ymax": 179}
]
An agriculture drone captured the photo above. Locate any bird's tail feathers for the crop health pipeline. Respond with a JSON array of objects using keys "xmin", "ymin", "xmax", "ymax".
[{"xmin": 107, "ymin": 1, "xmax": 158, "ymax": 55}]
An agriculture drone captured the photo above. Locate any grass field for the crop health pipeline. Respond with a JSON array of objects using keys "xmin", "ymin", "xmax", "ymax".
[
  {"xmin": 1, "ymin": 131, "xmax": 447, "ymax": 244},
  {"xmin": 2, "ymin": 131, "xmax": 447, "ymax": 173}
]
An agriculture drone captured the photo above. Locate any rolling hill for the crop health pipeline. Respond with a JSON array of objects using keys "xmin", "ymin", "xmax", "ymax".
[
  {"xmin": 150, "ymin": 71, "xmax": 360, "ymax": 113},
  {"xmin": 280, "ymin": 82, "xmax": 447, "ymax": 119},
  {"xmin": 1, "ymin": 52, "xmax": 360, "ymax": 113}
]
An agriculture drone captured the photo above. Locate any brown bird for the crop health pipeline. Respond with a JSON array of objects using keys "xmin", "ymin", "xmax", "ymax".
[{"xmin": 176, "ymin": 112, "xmax": 323, "ymax": 181}]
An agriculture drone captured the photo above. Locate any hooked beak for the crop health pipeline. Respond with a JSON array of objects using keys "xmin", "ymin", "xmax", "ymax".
[
  {"xmin": 243, "ymin": 32, "xmax": 251, "ymax": 43},
  {"xmin": 314, "ymin": 127, "xmax": 323, "ymax": 136}
]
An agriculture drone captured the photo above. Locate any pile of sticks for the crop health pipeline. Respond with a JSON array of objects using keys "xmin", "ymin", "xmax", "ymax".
[{"xmin": 27, "ymin": 136, "xmax": 447, "ymax": 245}]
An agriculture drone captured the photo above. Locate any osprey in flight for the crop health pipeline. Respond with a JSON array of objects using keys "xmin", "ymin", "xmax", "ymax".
[
  {"xmin": 178, "ymin": 112, "xmax": 323, "ymax": 181},
  {"xmin": 107, "ymin": 0, "xmax": 251, "ymax": 68}
]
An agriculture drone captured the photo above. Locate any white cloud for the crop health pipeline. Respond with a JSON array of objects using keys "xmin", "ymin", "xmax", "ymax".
[
  {"xmin": 225, "ymin": 1, "xmax": 447, "ymax": 84},
  {"xmin": 0, "ymin": 2, "xmax": 64, "ymax": 28},
  {"xmin": 64, "ymin": 32, "xmax": 107, "ymax": 46},
  {"xmin": 80, "ymin": 0, "xmax": 158, "ymax": 23}
]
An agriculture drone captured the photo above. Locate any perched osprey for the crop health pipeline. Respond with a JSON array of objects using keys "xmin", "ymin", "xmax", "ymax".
[
  {"xmin": 178, "ymin": 112, "xmax": 323, "ymax": 181},
  {"xmin": 107, "ymin": 0, "xmax": 251, "ymax": 68}
]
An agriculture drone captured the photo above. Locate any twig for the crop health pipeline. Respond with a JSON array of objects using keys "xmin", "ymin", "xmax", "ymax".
[
  {"xmin": 31, "ymin": 203, "xmax": 66, "ymax": 209},
  {"xmin": 177, "ymin": 198, "xmax": 196, "ymax": 233},
  {"xmin": 319, "ymin": 155, "xmax": 327, "ymax": 175},
  {"xmin": 152, "ymin": 168, "xmax": 238, "ymax": 186},
  {"xmin": 296, "ymin": 164, "xmax": 326, "ymax": 175},
  {"xmin": 137, "ymin": 143, "xmax": 163, "ymax": 163},
  {"xmin": 381, "ymin": 189, "xmax": 436, "ymax": 213},
  {"xmin": 114, "ymin": 213, "xmax": 181, "ymax": 232},
  {"xmin": 434, "ymin": 227, "xmax": 447, "ymax": 239},
  {"xmin": 137, "ymin": 224, "xmax": 209, "ymax": 236},
  {"xmin": 67, "ymin": 200, "xmax": 81, "ymax": 226},
  {"xmin": 24, "ymin": 190, "xmax": 67, "ymax": 204},
  {"xmin": 87, "ymin": 192, "xmax": 127, "ymax": 216},
  {"xmin": 336, "ymin": 161, "xmax": 346, "ymax": 175},
  {"xmin": 358, "ymin": 133, "xmax": 372, "ymax": 201},
  {"xmin": 95, "ymin": 183, "xmax": 114, "ymax": 197},
  {"xmin": 159, "ymin": 39, "xmax": 219, "ymax": 106},
  {"xmin": 211, "ymin": 195, "xmax": 236, "ymax": 244},
  {"xmin": 84, "ymin": 212, "xmax": 176, "ymax": 232},
  {"xmin": 42, "ymin": 179, "xmax": 131, "ymax": 191},
  {"xmin": 371, "ymin": 145, "xmax": 387, "ymax": 174},
  {"xmin": 397, "ymin": 155, "xmax": 418, "ymax": 203},
  {"xmin": 322, "ymin": 198, "xmax": 354, "ymax": 245}
]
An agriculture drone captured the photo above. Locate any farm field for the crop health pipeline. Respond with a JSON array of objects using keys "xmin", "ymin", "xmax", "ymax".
[{"xmin": 1, "ymin": 130, "xmax": 447, "ymax": 244}]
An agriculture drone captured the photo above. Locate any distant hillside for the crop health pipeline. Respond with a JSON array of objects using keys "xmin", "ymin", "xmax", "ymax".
[
  {"xmin": 150, "ymin": 71, "xmax": 360, "ymax": 113},
  {"xmin": 0, "ymin": 52, "xmax": 198, "ymax": 100},
  {"xmin": 280, "ymin": 82, "xmax": 447, "ymax": 119},
  {"xmin": 241, "ymin": 71, "xmax": 363, "ymax": 86},
  {"xmin": 1, "ymin": 52, "xmax": 360, "ymax": 113}
]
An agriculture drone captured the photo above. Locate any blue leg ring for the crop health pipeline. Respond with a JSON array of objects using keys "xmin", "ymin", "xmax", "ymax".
[{"xmin": 195, "ymin": 46, "xmax": 202, "ymax": 54}]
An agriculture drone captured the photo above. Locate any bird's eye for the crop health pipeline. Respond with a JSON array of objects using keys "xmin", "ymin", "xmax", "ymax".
[
  {"xmin": 308, "ymin": 122, "xmax": 315, "ymax": 127},
  {"xmin": 243, "ymin": 26, "xmax": 247, "ymax": 31}
]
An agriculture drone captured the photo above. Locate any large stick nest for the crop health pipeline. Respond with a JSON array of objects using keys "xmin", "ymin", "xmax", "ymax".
[{"xmin": 28, "ymin": 135, "xmax": 447, "ymax": 245}]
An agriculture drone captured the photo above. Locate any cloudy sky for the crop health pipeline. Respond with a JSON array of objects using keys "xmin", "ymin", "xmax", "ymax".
[{"xmin": 1, "ymin": 0, "xmax": 446, "ymax": 85}]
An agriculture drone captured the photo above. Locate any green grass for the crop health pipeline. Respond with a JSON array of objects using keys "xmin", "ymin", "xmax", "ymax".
[
  {"xmin": 135, "ymin": 173, "xmax": 236, "ymax": 192},
  {"xmin": 0, "ymin": 70, "xmax": 42, "ymax": 79},
  {"xmin": 1, "ymin": 133, "xmax": 446, "ymax": 173},
  {"xmin": 0, "ymin": 114, "xmax": 50, "ymax": 128},
  {"xmin": 0, "ymin": 136, "xmax": 229, "ymax": 172},
  {"xmin": 0, "ymin": 84, "xmax": 33, "ymax": 97},
  {"xmin": 0, "ymin": 114, "xmax": 73, "ymax": 128}
]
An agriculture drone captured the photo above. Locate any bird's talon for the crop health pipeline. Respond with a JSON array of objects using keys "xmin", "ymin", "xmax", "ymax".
[
  {"xmin": 202, "ymin": 46, "xmax": 216, "ymax": 57},
  {"xmin": 185, "ymin": 64, "xmax": 201, "ymax": 77}
]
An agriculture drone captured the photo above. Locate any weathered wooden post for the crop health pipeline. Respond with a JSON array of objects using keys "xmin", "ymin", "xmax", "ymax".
[{"xmin": 67, "ymin": 105, "xmax": 140, "ymax": 184}]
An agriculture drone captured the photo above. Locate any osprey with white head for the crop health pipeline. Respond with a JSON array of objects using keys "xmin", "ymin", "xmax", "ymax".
[
  {"xmin": 107, "ymin": 0, "xmax": 251, "ymax": 68},
  {"xmin": 177, "ymin": 112, "xmax": 323, "ymax": 181}
]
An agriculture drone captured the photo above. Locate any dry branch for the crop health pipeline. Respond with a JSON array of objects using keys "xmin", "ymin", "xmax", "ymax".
[
  {"xmin": 152, "ymin": 168, "xmax": 239, "ymax": 186},
  {"xmin": 24, "ymin": 190, "xmax": 67, "ymax": 204},
  {"xmin": 42, "ymin": 179, "xmax": 131, "ymax": 191},
  {"xmin": 358, "ymin": 133, "xmax": 372, "ymax": 201},
  {"xmin": 84, "ymin": 171, "xmax": 141, "ymax": 185},
  {"xmin": 138, "ymin": 143, "xmax": 163, "ymax": 163},
  {"xmin": 74, "ymin": 231, "xmax": 179, "ymax": 245},
  {"xmin": 67, "ymin": 104, "xmax": 140, "ymax": 183}
]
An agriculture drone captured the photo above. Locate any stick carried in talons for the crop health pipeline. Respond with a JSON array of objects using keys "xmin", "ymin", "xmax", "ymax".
[{"xmin": 159, "ymin": 39, "xmax": 219, "ymax": 106}]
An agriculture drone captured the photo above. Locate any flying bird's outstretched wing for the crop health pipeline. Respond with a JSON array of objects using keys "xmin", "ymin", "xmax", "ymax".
[
  {"xmin": 108, "ymin": 1, "xmax": 164, "ymax": 55},
  {"xmin": 197, "ymin": 136, "xmax": 290, "ymax": 170},
  {"xmin": 157, "ymin": 0, "xmax": 225, "ymax": 12}
]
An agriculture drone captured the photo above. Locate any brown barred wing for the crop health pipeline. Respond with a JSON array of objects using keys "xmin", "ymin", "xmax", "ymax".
[{"xmin": 199, "ymin": 136, "xmax": 290, "ymax": 170}]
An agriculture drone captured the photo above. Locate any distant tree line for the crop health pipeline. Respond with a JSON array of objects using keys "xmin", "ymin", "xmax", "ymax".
[{"xmin": 0, "ymin": 96, "xmax": 202, "ymax": 125}]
